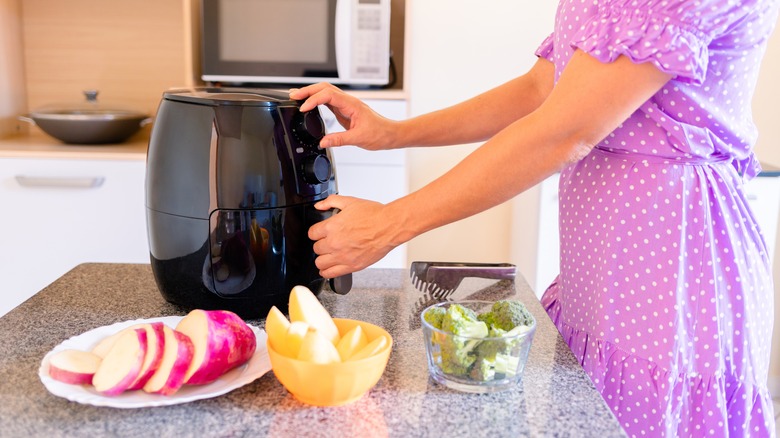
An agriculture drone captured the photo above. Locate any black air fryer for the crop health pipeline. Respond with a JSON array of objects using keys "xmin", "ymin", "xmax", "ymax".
[{"xmin": 145, "ymin": 88, "xmax": 350, "ymax": 319}]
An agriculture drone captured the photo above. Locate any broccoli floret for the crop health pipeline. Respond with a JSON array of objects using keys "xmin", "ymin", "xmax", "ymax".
[
  {"xmin": 434, "ymin": 304, "xmax": 489, "ymax": 377},
  {"xmin": 469, "ymin": 356, "xmax": 496, "ymax": 382},
  {"xmin": 440, "ymin": 304, "xmax": 488, "ymax": 338},
  {"xmin": 468, "ymin": 351, "xmax": 521, "ymax": 381},
  {"xmin": 494, "ymin": 352, "xmax": 521, "ymax": 377},
  {"xmin": 428, "ymin": 302, "xmax": 531, "ymax": 381},
  {"xmin": 423, "ymin": 306, "xmax": 447, "ymax": 329},
  {"xmin": 478, "ymin": 300, "xmax": 533, "ymax": 331},
  {"xmin": 472, "ymin": 325, "xmax": 506, "ymax": 359},
  {"xmin": 440, "ymin": 337, "xmax": 479, "ymax": 374},
  {"xmin": 478, "ymin": 323, "xmax": 534, "ymax": 359},
  {"xmin": 469, "ymin": 349, "xmax": 521, "ymax": 381}
]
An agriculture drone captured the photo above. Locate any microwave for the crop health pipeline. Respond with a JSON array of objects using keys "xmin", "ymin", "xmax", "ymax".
[{"xmin": 200, "ymin": 0, "xmax": 392, "ymax": 88}]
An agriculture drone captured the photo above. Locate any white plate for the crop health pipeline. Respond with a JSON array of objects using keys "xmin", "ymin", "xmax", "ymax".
[{"xmin": 38, "ymin": 316, "xmax": 271, "ymax": 408}]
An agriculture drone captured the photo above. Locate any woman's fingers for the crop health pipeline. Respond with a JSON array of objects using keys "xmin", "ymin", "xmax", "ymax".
[
  {"xmin": 307, "ymin": 195, "xmax": 390, "ymax": 277},
  {"xmin": 290, "ymin": 83, "xmax": 353, "ymax": 113}
]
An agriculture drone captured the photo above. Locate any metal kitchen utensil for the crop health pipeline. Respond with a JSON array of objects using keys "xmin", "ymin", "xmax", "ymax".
[
  {"xmin": 410, "ymin": 261, "xmax": 517, "ymax": 301},
  {"xmin": 409, "ymin": 261, "xmax": 518, "ymax": 330}
]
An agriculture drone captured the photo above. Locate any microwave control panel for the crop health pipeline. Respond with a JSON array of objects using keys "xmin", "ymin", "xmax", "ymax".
[{"xmin": 351, "ymin": 0, "xmax": 390, "ymax": 80}]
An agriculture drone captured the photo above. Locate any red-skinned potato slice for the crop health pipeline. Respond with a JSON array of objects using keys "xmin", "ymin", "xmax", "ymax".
[
  {"xmin": 143, "ymin": 327, "xmax": 194, "ymax": 396},
  {"xmin": 175, "ymin": 309, "xmax": 257, "ymax": 385},
  {"xmin": 127, "ymin": 322, "xmax": 166, "ymax": 390},
  {"xmin": 91, "ymin": 332, "xmax": 121, "ymax": 359},
  {"xmin": 90, "ymin": 323, "xmax": 144, "ymax": 358},
  {"xmin": 92, "ymin": 328, "xmax": 148, "ymax": 396},
  {"xmin": 48, "ymin": 349, "xmax": 102, "ymax": 385}
]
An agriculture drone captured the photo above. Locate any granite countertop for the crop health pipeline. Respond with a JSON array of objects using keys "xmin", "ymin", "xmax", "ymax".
[{"xmin": 0, "ymin": 263, "xmax": 626, "ymax": 437}]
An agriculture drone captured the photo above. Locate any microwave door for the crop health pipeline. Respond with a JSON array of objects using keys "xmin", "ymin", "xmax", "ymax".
[
  {"xmin": 201, "ymin": 0, "xmax": 339, "ymax": 85},
  {"xmin": 200, "ymin": 0, "xmax": 390, "ymax": 87}
]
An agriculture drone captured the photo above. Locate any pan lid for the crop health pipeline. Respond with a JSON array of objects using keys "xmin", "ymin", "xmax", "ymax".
[
  {"xmin": 30, "ymin": 90, "xmax": 148, "ymax": 121},
  {"xmin": 163, "ymin": 87, "xmax": 299, "ymax": 107}
]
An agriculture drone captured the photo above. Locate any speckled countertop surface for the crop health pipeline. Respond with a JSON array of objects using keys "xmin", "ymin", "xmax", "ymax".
[{"xmin": 0, "ymin": 263, "xmax": 626, "ymax": 437}]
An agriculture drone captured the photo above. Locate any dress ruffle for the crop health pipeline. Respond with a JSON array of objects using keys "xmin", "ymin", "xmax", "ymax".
[
  {"xmin": 535, "ymin": 32, "xmax": 555, "ymax": 61},
  {"xmin": 541, "ymin": 278, "xmax": 776, "ymax": 437},
  {"xmin": 569, "ymin": 1, "xmax": 711, "ymax": 84}
]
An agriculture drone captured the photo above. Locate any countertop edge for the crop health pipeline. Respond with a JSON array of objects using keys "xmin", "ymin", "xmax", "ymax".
[{"xmin": 0, "ymin": 133, "xmax": 148, "ymax": 161}]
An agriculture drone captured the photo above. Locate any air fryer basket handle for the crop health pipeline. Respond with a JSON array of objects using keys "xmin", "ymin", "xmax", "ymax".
[{"xmin": 329, "ymin": 274, "xmax": 352, "ymax": 295}]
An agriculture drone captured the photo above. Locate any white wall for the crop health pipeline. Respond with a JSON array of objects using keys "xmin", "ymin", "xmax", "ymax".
[{"xmin": 404, "ymin": 1, "xmax": 557, "ymax": 283}]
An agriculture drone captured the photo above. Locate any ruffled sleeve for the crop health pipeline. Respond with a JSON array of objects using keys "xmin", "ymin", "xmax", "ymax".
[
  {"xmin": 569, "ymin": 0, "xmax": 773, "ymax": 85},
  {"xmin": 570, "ymin": 0, "xmax": 715, "ymax": 84},
  {"xmin": 535, "ymin": 33, "xmax": 555, "ymax": 62}
]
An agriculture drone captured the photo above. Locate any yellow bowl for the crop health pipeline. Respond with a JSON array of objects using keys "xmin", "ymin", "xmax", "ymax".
[{"xmin": 267, "ymin": 318, "xmax": 393, "ymax": 406}]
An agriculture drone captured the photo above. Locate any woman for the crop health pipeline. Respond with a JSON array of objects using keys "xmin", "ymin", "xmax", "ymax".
[{"xmin": 290, "ymin": 0, "xmax": 780, "ymax": 435}]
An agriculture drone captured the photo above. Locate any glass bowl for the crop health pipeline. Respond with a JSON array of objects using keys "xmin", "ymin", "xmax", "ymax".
[{"xmin": 421, "ymin": 300, "xmax": 536, "ymax": 393}]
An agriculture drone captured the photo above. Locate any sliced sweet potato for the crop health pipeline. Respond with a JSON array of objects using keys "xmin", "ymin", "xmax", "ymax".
[
  {"xmin": 92, "ymin": 328, "xmax": 148, "ymax": 396},
  {"xmin": 175, "ymin": 309, "xmax": 256, "ymax": 385}
]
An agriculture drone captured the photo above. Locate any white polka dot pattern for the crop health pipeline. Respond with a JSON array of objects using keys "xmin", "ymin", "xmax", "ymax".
[{"xmin": 536, "ymin": 0, "xmax": 780, "ymax": 436}]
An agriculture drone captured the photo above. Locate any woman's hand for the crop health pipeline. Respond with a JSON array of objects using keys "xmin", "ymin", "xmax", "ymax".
[
  {"xmin": 308, "ymin": 195, "xmax": 402, "ymax": 278},
  {"xmin": 289, "ymin": 83, "xmax": 398, "ymax": 151}
]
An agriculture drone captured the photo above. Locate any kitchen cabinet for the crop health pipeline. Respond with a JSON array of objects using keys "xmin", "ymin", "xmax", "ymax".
[
  {"xmin": 534, "ymin": 173, "xmax": 561, "ymax": 295},
  {"xmin": 0, "ymin": 156, "xmax": 148, "ymax": 316},
  {"xmin": 319, "ymin": 98, "xmax": 409, "ymax": 269}
]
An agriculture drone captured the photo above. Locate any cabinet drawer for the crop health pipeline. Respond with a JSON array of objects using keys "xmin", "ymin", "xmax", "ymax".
[{"xmin": 0, "ymin": 157, "xmax": 148, "ymax": 316}]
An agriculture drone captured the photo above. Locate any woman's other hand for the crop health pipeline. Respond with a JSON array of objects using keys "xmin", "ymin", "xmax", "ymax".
[
  {"xmin": 289, "ymin": 83, "xmax": 398, "ymax": 151},
  {"xmin": 308, "ymin": 194, "xmax": 405, "ymax": 278}
]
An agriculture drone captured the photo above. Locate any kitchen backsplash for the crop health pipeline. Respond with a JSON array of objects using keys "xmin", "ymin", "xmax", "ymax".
[{"xmin": 19, "ymin": 0, "xmax": 196, "ymax": 119}]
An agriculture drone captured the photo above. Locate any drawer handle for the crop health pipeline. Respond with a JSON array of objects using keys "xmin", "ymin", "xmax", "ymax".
[{"xmin": 14, "ymin": 175, "xmax": 105, "ymax": 189}]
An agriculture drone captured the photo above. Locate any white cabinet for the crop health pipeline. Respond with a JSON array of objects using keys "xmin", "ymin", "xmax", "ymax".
[
  {"xmin": 533, "ymin": 172, "xmax": 780, "ymax": 298},
  {"xmin": 744, "ymin": 174, "xmax": 780, "ymax": 262},
  {"xmin": 534, "ymin": 174, "xmax": 561, "ymax": 296},
  {"xmin": 318, "ymin": 98, "xmax": 409, "ymax": 269},
  {"xmin": 0, "ymin": 157, "xmax": 148, "ymax": 316}
]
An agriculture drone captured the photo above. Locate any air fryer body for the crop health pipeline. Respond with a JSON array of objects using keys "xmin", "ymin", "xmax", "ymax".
[{"xmin": 145, "ymin": 88, "xmax": 336, "ymax": 319}]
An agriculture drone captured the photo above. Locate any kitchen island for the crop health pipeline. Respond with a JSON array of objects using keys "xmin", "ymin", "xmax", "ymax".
[{"xmin": 0, "ymin": 263, "xmax": 627, "ymax": 437}]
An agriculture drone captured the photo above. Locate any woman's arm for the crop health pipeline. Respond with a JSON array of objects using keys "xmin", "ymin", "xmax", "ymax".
[
  {"xmin": 393, "ymin": 57, "xmax": 555, "ymax": 147},
  {"xmin": 309, "ymin": 50, "xmax": 672, "ymax": 278},
  {"xmin": 387, "ymin": 50, "xmax": 673, "ymax": 242},
  {"xmin": 291, "ymin": 57, "xmax": 555, "ymax": 150}
]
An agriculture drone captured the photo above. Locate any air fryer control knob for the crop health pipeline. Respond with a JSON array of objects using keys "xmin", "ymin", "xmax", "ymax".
[
  {"xmin": 293, "ymin": 111, "xmax": 325, "ymax": 145},
  {"xmin": 302, "ymin": 154, "xmax": 331, "ymax": 184}
]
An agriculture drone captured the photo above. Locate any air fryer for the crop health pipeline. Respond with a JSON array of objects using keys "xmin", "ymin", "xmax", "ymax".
[{"xmin": 145, "ymin": 87, "xmax": 350, "ymax": 319}]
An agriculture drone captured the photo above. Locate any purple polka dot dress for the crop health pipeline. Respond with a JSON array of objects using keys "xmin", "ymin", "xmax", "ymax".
[{"xmin": 536, "ymin": 0, "xmax": 780, "ymax": 436}]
